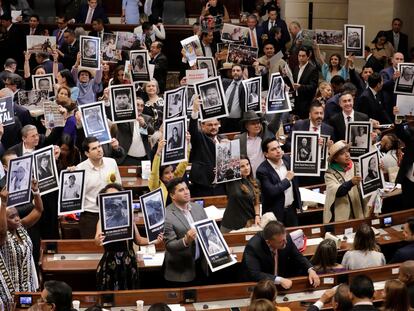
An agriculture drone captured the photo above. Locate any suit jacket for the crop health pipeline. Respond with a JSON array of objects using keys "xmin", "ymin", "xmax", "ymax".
[
  {"xmin": 351, "ymin": 305, "xmax": 378, "ymax": 311},
  {"xmin": 222, "ymin": 78, "xmax": 246, "ymax": 117},
  {"xmin": 285, "ymin": 119, "xmax": 335, "ymax": 151},
  {"xmin": 389, "ymin": 242, "xmax": 414, "ymax": 263},
  {"xmin": 256, "ymin": 155, "xmax": 301, "ymax": 225},
  {"xmin": 242, "ymin": 231, "xmax": 312, "ymax": 282},
  {"xmin": 0, "ymin": 23, "xmax": 25, "ymax": 68},
  {"xmin": 150, "ymin": 53, "xmax": 168, "ymax": 94},
  {"xmin": 116, "ymin": 114, "xmax": 154, "ymax": 162},
  {"xmin": 329, "ymin": 110, "xmax": 369, "ymax": 142},
  {"xmin": 59, "ymin": 39, "xmax": 80, "ymax": 70},
  {"xmin": 394, "ymin": 123, "xmax": 414, "ymax": 184},
  {"xmin": 246, "ymin": 26, "xmax": 264, "ymax": 52},
  {"xmin": 349, "ymin": 68, "xmax": 368, "ymax": 97},
  {"xmin": 163, "ymin": 202, "xmax": 208, "ymax": 282},
  {"xmin": 293, "ymin": 63, "xmax": 319, "ymax": 119},
  {"xmin": 76, "ymin": 4, "xmax": 109, "ymax": 24},
  {"xmin": 52, "ymin": 28, "xmax": 67, "ymax": 49},
  {"xmin": 365, "ymin": 54, "xmax": 384, "ymax": 73},
  {"xmin": 385, "ymin": 30, "xmax": 408, "ymax": 59},
  {"xmin": 261, "ymin": 18, "xmax": 290, "ymax": 48},
  {"xmin": 25, "ymin": 26, "xmax": 45, "ymax": 36},
  {"xmin": 356, "ymin": 88, "xmax": 392, "ymax": 124},
  {"xmin": 380, "ymin": 66, "xmax": 397, "ymax": 117}
]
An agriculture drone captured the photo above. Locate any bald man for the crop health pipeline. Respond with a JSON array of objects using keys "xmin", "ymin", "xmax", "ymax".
[{"xmin": 398, "ymin": 261, "xmax": 414, "ymax": 308}]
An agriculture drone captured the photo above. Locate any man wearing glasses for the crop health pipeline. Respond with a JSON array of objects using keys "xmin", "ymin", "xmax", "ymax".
[{"xmin": 37, "ymin": 280, "xmax": 73, "ymax": 311}]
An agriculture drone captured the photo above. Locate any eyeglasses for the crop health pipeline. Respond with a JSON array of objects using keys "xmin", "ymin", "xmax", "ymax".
[{"xmin": 37, "ymin": 297, "xmax": 51, "ymax": 304}]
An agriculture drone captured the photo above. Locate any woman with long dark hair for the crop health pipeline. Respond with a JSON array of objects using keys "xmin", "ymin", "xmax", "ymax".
[
  {"xmin": 55, "ymin": 69, "xmax": 79, "ymax": 101},
  {"xmin": 314, "ymin": 43, "xmax": 350, "ymax": 82},
  {"xmin": 221, "ymin": 155, "xmax": 261, "ymax": 233},
  {"xmin": 381, "ymin": 279, "xmax": 411, "ymax": 311},
  {"xmin": 310, "ymin": 239, "xmax": 345, "ymax": 274},
  {"xmin": 369, "ymin": 31, "xmax": 395, "ymax": 68}
]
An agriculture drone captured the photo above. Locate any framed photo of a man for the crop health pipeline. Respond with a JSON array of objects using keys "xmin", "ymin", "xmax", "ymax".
[
  {"xmin": 32, "ymin": 74, "xmax": 54, "ymax": 93},
  {"xmin": 80, "ymin": 36, "xmax": 100, "ymax": 69},
  {"xmin": 344, "ymin": 24, "xmax": 364, "ymax": 58},
  {"xmin": 194, "ymin": 76, "xmax": 229, "ymax": 121},
  {"xmin": 346, "ymin": 121, "xmax": 371, "ymax": 159},
  {"xmin": 164, "ymin": 86, "xmax": 186, "ymax": 120},
  {"xmin": 129, "ymin": 50, "xmax": 150, "ymax": 82},
  {"xmin": 162, "ymin": 116, "xmax": 188, "ymax": 166},
  {"xmin": 242, "ymin": 76, "xmax": 262, "ymax": 112},
  {"xmin": 140, "ymin": 188, "xmax": 165, "ymax": 243},
  {"xmin": 291, "ymin": 131, "xmax": 320, "ymax": 176},
  {"xmin": 194, "ymin": 219, "xmax": 237, "ymax": 272},
  {"xmin": 7, "ymin": 154, "xmax": 33, "ymax": 207},
  {"xmin": 99, "ymin": 190, "xmax": 134, "ymax": 244},
  {"xmin": 109, "ymin": 84, "xmax": 138, "ymax": 123},
  {"xmin": 266, "ymin": 73, "xmax": 291, "ymax": 114},
  {"xmin": 33, "ymin": 145, "xmax": 59, "ymax": 195},
  {"xmin": 58, "ymin": 170, "xmax": 85, "ymax": 215},
  {"xmin": 79, "ymin": 101, "xmax": 111, "ymax": 144},
  {"xmin": 394, "ymin": 63, "xmax": 414, "ymax": 95},
  {"xmin": 196, "ymin": 57, "xmax": 217, "ymax": 78},
  {"xmin": 359, "ymin": 150, "xmax": 384, "ymax": 197}
]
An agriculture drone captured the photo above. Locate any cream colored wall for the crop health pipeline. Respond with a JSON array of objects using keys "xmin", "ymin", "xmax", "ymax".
[{"xmin": 393, "ymin": 0, "xmax": 414, "ymax": 55}]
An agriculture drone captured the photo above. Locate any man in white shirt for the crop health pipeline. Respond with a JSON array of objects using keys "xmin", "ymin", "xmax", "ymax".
[{"xmin": 76, "ymin": 136, "xmax": 121, "ymax": 238}]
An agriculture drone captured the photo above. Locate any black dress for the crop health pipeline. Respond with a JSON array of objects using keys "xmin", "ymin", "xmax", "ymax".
[
  {"xmin": 96, "ymin": 240, "xmax": 139, "ymax": 290},
  {"xmin": 221, "ymin": 179, "xmax": 256, "ymax": 231}
]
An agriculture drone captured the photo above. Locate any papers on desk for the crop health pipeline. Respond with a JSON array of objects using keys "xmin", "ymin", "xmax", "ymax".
[
  {"xmin": 168, "ymin": 305, "xmax": 186, "ymax": 311},
  {"xmin": 142, "ymin": 253, "xmax": 164, "ymax": 267},
  {"xmin": 204, "ymin": 205, "xmax": 225, "ymax": 220},
  {"xmin": 50, "ymin": 253, "xmax": 102, "ymax": 261},
  {"xmin": 391, "ymin": 224, "xmax": 404, "ymax": 232},
  {"xmin": 300, "ymin": 187, "xmax": 326, "ymax": 205},
  {"xmin": 193, "ymin": 298, "xmax": 250, "ymax": 310},
  {"xmin": 307, "ymin": 237, "xmax": 324, "ymax": 246},
  {"xmin": 276, "ymin": 289, "xmax": 326, "ymax": 303},
  {"xmin": 374, "ymin": 281, "xmax": 386, "ymax": 290}
]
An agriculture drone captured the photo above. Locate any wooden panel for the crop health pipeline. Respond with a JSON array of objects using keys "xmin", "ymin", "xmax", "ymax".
[{"xmin": 102, "ymin": 0, "xmax": 122, "ymax": 17}]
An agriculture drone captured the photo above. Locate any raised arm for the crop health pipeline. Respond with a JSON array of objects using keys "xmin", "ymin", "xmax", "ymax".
[
  {"xmin": 153, "ymin": 23, "xmax": 166, "ymax": 40},
  {"xmin": 21, "ymin": 180, "xmax": 44, "ymax": 228},
  {"xmin": 148, "ymin": 140, "xmax": 165, "ymax": 191},
  {"xmin": 313, "ymin": 42, "xmax": 325, "ymax": 65},
  {"xmin": 23, "ymin": 51, "xmax": 32, "ymax": 79}
]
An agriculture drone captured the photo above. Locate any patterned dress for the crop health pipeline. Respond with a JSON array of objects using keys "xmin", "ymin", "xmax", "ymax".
[
  {"xmin": 96, "ymin": 240, "xmax": 139, "ymax": 290},
  {"xmin": 0, "ymin": 253, "xmax": 15, "ymax": 311}
]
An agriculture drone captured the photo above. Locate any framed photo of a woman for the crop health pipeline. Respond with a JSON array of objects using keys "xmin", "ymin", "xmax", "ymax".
[
  {"xmin": 161, "ymin": 116, "xmax": 188, "ymax": 166},
  {"xmin": 359, "ymin": 150, "xmax": 384, "ymax": 197},
  {"xmin": 346, "ymin": 121, "xmax": 371, "ymax": 159}
]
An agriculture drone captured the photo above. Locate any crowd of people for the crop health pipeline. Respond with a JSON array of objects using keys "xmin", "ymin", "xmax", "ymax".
[{"xmin": 0, "ymin": 0, "xmax": 413, "ymax": 310}]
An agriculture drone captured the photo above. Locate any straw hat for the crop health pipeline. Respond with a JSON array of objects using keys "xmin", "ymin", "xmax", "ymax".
[{"xmin": 328, "ymin": 140, "xmax": 350, "ymax": 162}]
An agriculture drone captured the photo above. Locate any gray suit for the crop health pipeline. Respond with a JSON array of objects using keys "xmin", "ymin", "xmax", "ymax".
[{"xmin": 163, "ymin": 202, "xmax": 208, "ymax": 283}]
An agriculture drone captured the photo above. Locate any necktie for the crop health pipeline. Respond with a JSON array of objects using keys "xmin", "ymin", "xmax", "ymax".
[
  {"xmin": 273, "ymin": 249, "xmax": 278, "ymax": 275},
  {"xmin": 57, "ymin": 30, "xmax": 62, "ymax": 42},
  {"xmin": 86, "ymin": 7, "xmax": 94, "ymax": 24},
  {"xmin": 347, "ymin": 116, "xmax": 351, "ymax": 123},
  {"xmin": 227, "ymin": 81, "xmax": 238, "ymax": 112},
  {"xmin": 270, "ymin": 21, "xmax": 274, "ymax": 30},
  {"xmin": 313, "ymin": 126, "xmax": 318, "ymax": 132},
  {"xmin": 250, "ymin": 30, "xmax": 257, "ymax": 48}
]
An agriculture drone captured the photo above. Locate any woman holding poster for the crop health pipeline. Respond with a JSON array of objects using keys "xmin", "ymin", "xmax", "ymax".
[
  {"xmin": 95, "ymin": 183, "xmax": 163, "ymax": 290},
  {"xmin": 324, "ymin": 141, "xmax": 367, "ymax": 223}
]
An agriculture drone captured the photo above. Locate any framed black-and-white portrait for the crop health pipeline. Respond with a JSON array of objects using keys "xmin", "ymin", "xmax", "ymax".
[
  {"xmin": 291, "ymin": 131, "xmax": 320, "ymax": 176},
  {"xmin": 115, "ymin": 31, "xmax": 140, "ymax": 50},
  {"xmin": 242, "ymin": 76, "xmax": 262, "ymax": 112},
  {"xmin": 266, "ymin": 73, "xmax": 291, "ymax": 114},
  {"xmin": 33, "ymin": 145, "xmax": 59, "ymax": 195},
  {"xmin": 79, "ymin": 101, "xmax": 111, "ymax": 144},
  {"xmin": 346, "ymin": 121, "xmax": 371, "ymax": 159},
  {"xmin": 0, "ymin": 96, "xmax": 15, "ymax": 126},
  {"xmin": 140, "ymin": 188, "xmax": 165, "ymax": 244},
  {"xmin": 80, "ymin": 35, "xmax": 100, "ymax": 69},
  {"xmin": 7, "ymin": 154, "xmax": 33, "ymax": 207},
  {"xmin": 130, "ymin": 50, "xmax": 150, "ymax": 82},
  {"xmin": 394, "ymin": 63, "xmax": 414, "ymax": 95},
  {"xmin": 102, "ymin": 33, "xmax": 118, "ymax": 63},
  {"xmin": 320, "ymin": 135, "xmax": 330, "ymax": 171},
  {"xmin": 109, "ymin": 84, "xmax": 138, "ymax": 123},
  {"xmin": 221, "ymin": 23, "xmax": 249, "ymax": 42},
  {"xmin": 215, "ymin": 139, "xmax": 241, "ymax": 184},
  {"xmin": 194, "ymin": 76, "xmax": 229, "ymax": 121},
  {"xmin": 32, "ymin": 73, "xmax": 54, "ymax": 93},
  {"xmin": 344, "ymin": 24, "xmax": 364, "ymax": 58},
  {"xmin": 227, "ymin": 43, "xmax": 258, "ymax": 66},
  {"xmin": 359, "ymin": 150, "xmax": 384, "ymax": 197},
  {"xmin": 164, "ymin": 86, "xmax": 186, "ymax": 120},
  {"xmin": 99, "ymin": 190, "xmax": 134, "ymax": 244},
  {"xmin": 185, "ymin": 85, "xmax": 197, "ymax": 115},
  {"xmin": 58, "ymin": 170, "xmax": 85, "ymax": 215},
  {"xmin": 194, "ymin": 219, "xmax": 236, "ymax": 272},
  {"xmin": 162, "ymin": 116, "xmax": 188, "ymax": 166},
  {"xmin": 18, "ymin": 90, "xmax": 49, "ymax": 111},
  {"xmin": 196, "ymin": 57, "xmax": 217, "ymax": 78}
]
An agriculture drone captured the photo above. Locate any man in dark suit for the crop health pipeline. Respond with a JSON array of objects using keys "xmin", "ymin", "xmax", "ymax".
[
  {"xmin": 116, "ymin": 98, "xmax": 154, "ymax": 165},
  {"xmin": 256, "ymin": 138, "xmax": 301, "ymax": 227},
  {"xmin": 389, "ymin": 217, "xmax": 414, "ymax": 263},
  {"xmin": 261, "ymin": 7, "xmax": 290, "ymax": 50},
  {"xmin": 385, "ymin": 18, "xmax": 409, "ymax": 60},
  {"xmin": 188, "ymin": 98, "xmax": 225, "ymax": 197},
  {"xmin": 52, "ymin": 15, "xmax": 69, "ymax": 50},
  {"xmin": 0, "ymin": 13, "xmax": 25, "ymax": 69},
  {"xmin": 242, "ymin": 221, "xmax": 319, "ymax": 288},
  {"xmin": 163, "ymin": 178, "xmax": 208, "ymax": 285},
  {"xmin": 149, "ymin": 41, "xmax": 168, "ymax": 94},
  {"xmin": 221, "ymin": 64, "xmax": 245, "ymax": 133},
  {"xmin": 34, "ymin": 52, "xmax": 64, "ymax": 74},
  {"xmin": 349, "ymin": 275, "xmax": 377, "ymax": 311},
  {"xmin": 363, "ymin": 46, "xmax": 383, "ymax": 73},
  {"xmin": 329, "ymin": 92, "xmax": 369, "ymax": 141},
  {"xmin": 0, "ymin": 58, "xmax": 16, "ymax": 89},
  {"xmin": 324, "ymin": 81, "xmax": 356, "ymax": 122},
  {"xmin": 246, "ymin": 14, "xmax": 263, "ymax": 52},
  {"xmin": 200, "ymin": 31, "xmax": 216, "ymax": 58},
  {"xmin": 26, "ymin": 14, "xmax": 45, "ymax": 36},
  {"xmin": 89, "ymin": 18, "xmax": 112, "ymax": 40},
  {"xmin": 356, "ymin": 72, "xmax": 392, "ymax": 124},
  {"xmin": 76, "ymin": 0, "xmax": 109, "ymax": 24},
  {"xmin": 56, "ymin": 29, "xmax": 79, "ymax": 70},
  {"xmin": 380, "ymin": 52, "xmax": 405, "ymax": 118},
  {"xmin": 292, "ymin": 47, "xmax": 319, "ymax": 119}
]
